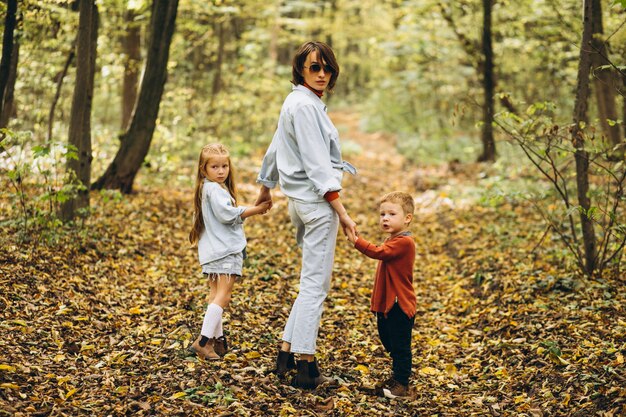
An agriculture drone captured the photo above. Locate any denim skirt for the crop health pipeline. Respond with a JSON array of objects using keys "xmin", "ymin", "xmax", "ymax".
[{"xmin": 201, "ymin": 251, "xmax": 243, "ymax": 278}]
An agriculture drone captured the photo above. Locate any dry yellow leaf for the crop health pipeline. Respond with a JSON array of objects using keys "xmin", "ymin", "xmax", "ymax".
[
  {"xmin": 419, "ymin": 366, "xmax": 439, "ymax": 376},
  {"xmin": 65, "ymin": 387, "xmax": 77, "ymax": 399},
  {"xmin": 355, "ymin": 364, "xmax": 369, "ymax": 374},
  {"xmin": 0, "ymin": 365, "xmax": 16, "ymax": 372}
]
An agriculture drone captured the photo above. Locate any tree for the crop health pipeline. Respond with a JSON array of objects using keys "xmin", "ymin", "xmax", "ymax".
[
  {"xmin": 439, "ymin": 0, "xmax": 498, "ymax": 162},
  {"xmin": 571, "ymin": 0, "xmax": 596, "ymax": 276},
  {"xmin": 478, "ymin": 0, "xmax": 496, "ymax": 162},
  {"xmin": 0, "ymin": 16, "xmax": 19, "ymax": 129},
  {"xmin": 0, "ymin": 0, "xmax": 18, "ymax": 128},
  {"xmin": 92, "ymin": 0, "xmax": 179, "ymax": 194},
  {"xmin": 121, "ymin": 7, "xmax": 141, "ymax": 130},
  {"xmin": 590, "ymin": 0, "xmax": 622, "ymax": 155},
  {"xmin": 60, "ymin": 0, "xmax": 99, "ymax": 222}
]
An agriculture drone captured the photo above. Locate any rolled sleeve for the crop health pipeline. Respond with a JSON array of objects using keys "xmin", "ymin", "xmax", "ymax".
[
  {"xmin": 293, "ymin": 105, "xmax": 342, "ymax": 197},
  {"xmin": 257, "ymin": 131, "xmax": 279, "ymax": 189}
]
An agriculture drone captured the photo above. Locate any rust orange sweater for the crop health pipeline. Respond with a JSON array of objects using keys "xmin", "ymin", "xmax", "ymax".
[{"xmin": 354, "ymin": 232, "xmax": 416, "ymax": 318}]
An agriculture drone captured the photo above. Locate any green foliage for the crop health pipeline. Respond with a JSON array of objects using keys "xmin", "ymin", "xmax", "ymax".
[
  {"xmin": 496, "ymin": 104, "xmax": 626, "ymax": 277},
  {"xmin": 1, "ymin": 128, "xmax": 87, "ymax": 244}
]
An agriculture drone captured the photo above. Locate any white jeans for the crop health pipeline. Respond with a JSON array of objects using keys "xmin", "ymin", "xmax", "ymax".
[{"xmin": 282, "ymin": 199, "xmax": 339, "ymax": 354}]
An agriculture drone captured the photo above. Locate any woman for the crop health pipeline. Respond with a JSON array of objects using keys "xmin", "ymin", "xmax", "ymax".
[{"xmin": 256, "ymin": 41, "xmax": 357, "ymax": 389}]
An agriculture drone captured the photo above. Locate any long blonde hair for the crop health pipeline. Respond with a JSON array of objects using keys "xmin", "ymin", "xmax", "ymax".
[{"xmin": 189, "ymin": 143, "xmax": 238, "ymax": 245}]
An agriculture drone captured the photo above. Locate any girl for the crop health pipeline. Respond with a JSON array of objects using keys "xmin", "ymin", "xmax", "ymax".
[{"xmin": 189, "ymin": 143, "xmax": 271, "ymax": 360}]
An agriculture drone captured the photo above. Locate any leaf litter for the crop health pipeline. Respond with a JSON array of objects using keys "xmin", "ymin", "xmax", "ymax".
[{"xmin": 1, "ymin": 112, "xmax": 624, "ymax": 416}]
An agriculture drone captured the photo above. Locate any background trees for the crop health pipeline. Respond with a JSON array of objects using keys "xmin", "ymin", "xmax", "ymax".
[{"xmin": 1, "ymin": 0, "xmax": 625, "ymax": 274}]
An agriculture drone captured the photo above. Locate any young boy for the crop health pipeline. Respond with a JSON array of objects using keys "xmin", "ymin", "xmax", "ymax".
[{"xmin": 348, "ymin": 191, "xmax": 416, "ymax": 399}]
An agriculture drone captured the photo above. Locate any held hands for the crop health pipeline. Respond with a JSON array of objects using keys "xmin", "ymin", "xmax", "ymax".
[
  {"xmin": 339, "ymin": 213, "xmax": 358, "ymax": 244},
  {"xmin": 255, "ymin": 200, "xmax": 272, "ymax": 215},
  {"xmin": 255, "ymin": 185, "xmax": 273, "ymax": 209}
]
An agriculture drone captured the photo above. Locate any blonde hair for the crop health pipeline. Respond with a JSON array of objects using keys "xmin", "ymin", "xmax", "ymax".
[
  {"xmin": 189, "ymin": 143, "xmax": 238, "ymax": 245},
  {"xmin": 380, "ymin": 191, "xmax": 415, "ymax": 217}
]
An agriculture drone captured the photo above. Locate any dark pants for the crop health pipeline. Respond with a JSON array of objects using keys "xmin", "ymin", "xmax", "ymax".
[{"xmin": 376, "ymin": 303, "xmax": 414, "ymax": 386}]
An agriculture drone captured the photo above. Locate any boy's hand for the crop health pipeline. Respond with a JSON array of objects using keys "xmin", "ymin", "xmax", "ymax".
[
  {"xmin": 347, "ymin": 229, "xmax": 359, "ymax": 244},
  {"xmin": 339, "ymin": 213, "xmax": 357, "ymax": 242}
]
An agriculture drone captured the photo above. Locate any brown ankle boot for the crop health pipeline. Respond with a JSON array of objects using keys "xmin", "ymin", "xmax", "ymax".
[
  {"xmin": 214, "ymin": 336, "xmax": 228, "ymax": 356},
  {"xmin": 292, "ymin": 358, "xmax": 336, "ymax": 389},
  {"xmin": 191, "ymin": 336, "xmax": 220, "ymax": 361},
  {"xmin": 275, "ymin": 350, "xmax": 296, "ymax": 377}
]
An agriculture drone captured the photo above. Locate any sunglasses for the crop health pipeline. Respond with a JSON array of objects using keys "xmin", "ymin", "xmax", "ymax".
[{"xmin": 304, "ymin": 63, "xmax": 334, "ymax": 73}]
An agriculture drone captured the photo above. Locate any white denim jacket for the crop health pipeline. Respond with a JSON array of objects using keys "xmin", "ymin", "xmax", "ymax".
[
  {"xmin": 197, "ymin": 180, "xmax": 247, "ymax": 265},
  {"xmin": 257, "ymin": 84, "xmax": 356, "ymax": 202}
]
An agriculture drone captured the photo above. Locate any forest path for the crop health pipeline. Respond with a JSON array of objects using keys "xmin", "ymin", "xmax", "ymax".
[{"xmin": 6, "ymin": 111, "xmax": 621, "ymax": 416}]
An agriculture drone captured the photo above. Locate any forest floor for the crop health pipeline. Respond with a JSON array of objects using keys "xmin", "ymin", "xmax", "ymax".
[{"xmin": 1, "ymin": 111, "xmax": 625, "ymax": 417}]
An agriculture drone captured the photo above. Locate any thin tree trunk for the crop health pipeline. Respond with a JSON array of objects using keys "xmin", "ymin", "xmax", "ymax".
[
  {"xmin": 0, "ymin": 0, "xmax": 18, "ymax": 121},
  {"xmin": 478, "ymin": 0, "xmax": 496, "ymax": 162},
  {"xmin": 0, "ymin": 32, "xmax": 19, "ymax": 129},
  {"xmin": 60, "ymin": 1, "xmax": 98, "ymax": 222},
  {"xmin": 121, "ymin": 9, "xmax": 141, "ymax": 131},
  {"xmin": 211, "ymin": 19, "xmax": 225, "ymax": 99},
  {"xmin": 590, "ymin": 0, "xmax": 622, "ymax": 153},
  {"xmin": 623, "ymin": 72, "xmax": 626, "ymax": 144},
  {"xmin": 571, "ymin": 0, "xmax": 597, "ymax": 276},
  {"xmin": 48, "ymin": 37, "xmax": 77, "ymax": 142},
  {"xmin": 92, "ymin": 0, "xmax": 179, "ymax": 194}
]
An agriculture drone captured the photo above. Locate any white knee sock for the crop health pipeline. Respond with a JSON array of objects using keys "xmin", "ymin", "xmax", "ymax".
[
  {"xmin": 217, "ymin": 319, "xmax": 224, "ymax": 338},
  {"xmin": 200, "ymin": 303, "xmax": 223, "ymax": 339}
]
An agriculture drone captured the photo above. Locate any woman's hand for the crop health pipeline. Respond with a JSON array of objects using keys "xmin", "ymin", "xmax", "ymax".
[
  {"xmin": 339, "ymin": 213, "xmax": 357, "ymax": 242},
  {"xmin": 255, "ymin": 185, "xmax": 273, "ymax": 209}
]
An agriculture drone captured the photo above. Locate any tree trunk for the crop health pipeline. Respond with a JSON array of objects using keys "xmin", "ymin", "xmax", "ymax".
[
  {"xmin": 0, "ymin": 29, "xmax": 19, "ymax": 129},
  {"xmin": 211, "ymin": 18, "xmax": 225, "ymax": 99},
  {"xmin": 623, "ymin": 72, "xmax": 626, "ymax": 144},
  {"xmin": 590, "ymin": 0, "xmax": 622, "ymax": 153},
  {"xmin": 60, "ymin": 0, "xmax": 98, "ymax": 222},
  {"xmin": 0, "ymin": 0, "xmax": 18, "ymax": 121},
  {"xmin": 121, "ymin": 9, "xmax": 141, "ymax": 131},
  {"xmin": 478, "ymin": 0, "xmax": 496, "ymax": 162},
  {"xmin": 48, "ymin": 37, "xmax": 76, "ymax": 142},
  {"xmin": 571, "ymin": 0, "xmax": 597, "ymax": 276},
  {"xmin": 92, "ymin": 0, "xmax": 179, "ymax": 194}
]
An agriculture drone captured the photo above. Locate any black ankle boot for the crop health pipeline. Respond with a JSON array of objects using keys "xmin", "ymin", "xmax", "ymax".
[
  {"xmin": 293, "ymin": 358, "xmax": 335, "ymax": 389},
  {"xmin": 275, "ymin": 351, "xmax": 296, "ymax": 376}
]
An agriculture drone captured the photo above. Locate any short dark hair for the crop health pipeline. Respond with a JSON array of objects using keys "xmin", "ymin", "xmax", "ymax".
[{"xmin": 291, "ymin": 41, "xmax": 340, "ymax": 92}]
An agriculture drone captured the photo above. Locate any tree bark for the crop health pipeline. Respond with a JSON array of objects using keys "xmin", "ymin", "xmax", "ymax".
[
  {"xmin": 571, "ymin": 0, "xmax": 597, "ymax": 276},
  {"xmin": 0, "ymin": 0, "xmax": 18, "ymax": 121},
  {"xmin": 92, "ymin": 0, "xmax": 179, "ymax": 194},
  {"xmin": 211, "ymin": 18, "xmax": 225, "ymax": 99},
  {"xmin": 478, "ymin": 0, "xmax": 496, "ymax": 162},
  {"xmin": 590, "ymin": 0, "xmax": 622, "ymax": 152},
  {"xmin": 121, "ymin": 9, "xmax": 141, "ymax": 131},
  {"xmin": 60, "ymin": 0, "xmax": 98, "ymax": 222},
  {"xmin": 623, "ymin": 72, "xmax": 626, "ymax": 144},
  {"xmin": 0, "ymin": 30, "xmax": 19, "ymax": 129}
]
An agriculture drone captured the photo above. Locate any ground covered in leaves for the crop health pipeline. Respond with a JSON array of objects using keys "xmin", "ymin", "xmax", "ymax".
[{"xmin": 1, "ymin": 112, "xmax": 625, "ymax": 416}]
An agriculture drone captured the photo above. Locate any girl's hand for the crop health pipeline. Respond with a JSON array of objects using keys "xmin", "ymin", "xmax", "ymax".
[{"xmin": 257, "ymin": 200, "xmax": 272, "ymax": 215}]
